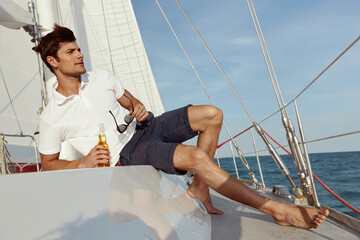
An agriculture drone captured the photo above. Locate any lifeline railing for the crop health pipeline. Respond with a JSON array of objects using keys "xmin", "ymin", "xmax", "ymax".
[
  {"xmin": 0, "ymin": 133, "xmax": 40, "ymax": 174},
  {"xmin": 215, "ymin": 123, "xmax": 360, "ymax": 216}
]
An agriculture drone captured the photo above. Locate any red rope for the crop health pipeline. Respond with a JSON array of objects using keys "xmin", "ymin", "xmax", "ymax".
[
  {"xmin": 262, "ymin": 128, "xmax": 293, "ymax": 156},
  {"xmin": 313, "ymin": 173, "xmax": 360, "ymax": 215},
  {"xmin": 222, "ymin": 126, "xmax": 360, "ymax": 215},
  {"xmin": 216, "ymin": 125, "xmax": 253, "ymax": 149}
]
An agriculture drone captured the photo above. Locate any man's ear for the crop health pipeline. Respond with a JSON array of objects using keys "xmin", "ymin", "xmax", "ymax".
[{"xmin": 46, "ymin": 56, "xmax": 58, "ymax": 69}]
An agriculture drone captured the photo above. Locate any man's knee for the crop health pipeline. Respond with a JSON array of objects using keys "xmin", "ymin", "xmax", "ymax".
[
  {"xmin": 174, "ymin": 145, "xmax": 209, "ymax": 171},
  {"xmin": 189, "ymin": 147, "xmax": 214, "ymax": 171},
  {"xmin": 213, "ymin": 106, "xmax": 223, "ymax": 126},
  {"xmin": 189, "ymin": 105, "xmax": 223, "ymax": 129},
  {"xmin": 204, "ymin": 105, "xmax": 223, "ymax": 127}
]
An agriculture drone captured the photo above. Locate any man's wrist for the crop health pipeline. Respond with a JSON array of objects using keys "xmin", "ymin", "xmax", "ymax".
[{"xmin": 77, "ymin": 157, "xmax": 86, "ymax": 168}]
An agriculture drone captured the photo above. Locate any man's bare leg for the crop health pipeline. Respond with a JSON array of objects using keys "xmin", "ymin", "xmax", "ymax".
[
  {"xmin": 174, "ymin": 105, "xmax": 329, "ymax": 228},
  {"xmin": 174, "ymin": 144, "xmax": 329, "ymax": 228},
  {"xmin": 185, "ymin": 105, "xmax": 224, "ymax": 214}
]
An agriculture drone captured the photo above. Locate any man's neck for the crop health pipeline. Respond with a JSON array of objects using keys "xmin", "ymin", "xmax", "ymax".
[{"xmin": 55, "ymin": 74, "xmax": 82, "ymax": 97}]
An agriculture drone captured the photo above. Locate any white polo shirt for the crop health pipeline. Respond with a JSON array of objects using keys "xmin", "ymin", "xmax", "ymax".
[{"xmin": 38, "ymin": 69, "xmax": 136, "ymax": 166}]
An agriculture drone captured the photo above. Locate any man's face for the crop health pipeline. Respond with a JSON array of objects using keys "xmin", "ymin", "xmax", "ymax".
[{"xmin": 53, "ymin": 41, "xmax": 86, "ymax": 76}]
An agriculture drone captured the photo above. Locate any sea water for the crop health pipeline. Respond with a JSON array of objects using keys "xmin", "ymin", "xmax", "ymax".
[{"xmin": 219, "ymin": 151, "xmax": 360, "ymax": 221}]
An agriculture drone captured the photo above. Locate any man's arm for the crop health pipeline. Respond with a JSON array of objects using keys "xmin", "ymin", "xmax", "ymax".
[
  {"xmin": 118, "ymin": 89, "xmax": 149, "ymax": 121},
  {"xmin": 41, "ymin": 144, "xmax": 110, "ymax": 171}
]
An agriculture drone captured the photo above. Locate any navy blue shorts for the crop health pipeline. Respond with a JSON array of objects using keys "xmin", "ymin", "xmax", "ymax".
[{"xmin": 119, "ymin": 105, "xmax": 198, "ymax": 175}]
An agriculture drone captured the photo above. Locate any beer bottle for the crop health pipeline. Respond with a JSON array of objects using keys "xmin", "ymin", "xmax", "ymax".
[{"xmin": 98, "ymin": 123, "xmax": 110, "ymax": 167}]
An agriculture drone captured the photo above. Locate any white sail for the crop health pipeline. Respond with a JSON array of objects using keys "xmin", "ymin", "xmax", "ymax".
[
  {"xmin": 0, "ymin": 0, "xmax": 164, "ymax": 150},
  {"xmin": 52, "ymin": 0, "xmax": 164, "ymax": 115}
]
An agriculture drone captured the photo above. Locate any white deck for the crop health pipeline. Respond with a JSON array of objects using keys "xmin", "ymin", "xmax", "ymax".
[
  {"xmin": 0, "ymin": 167, "xmax": 210, "ymax": 239},
  {"xmin": 211, "ymin": 188, "xmax": 360, "ymax": 240},
  {"xmin": 0, "ymin": 166, "xmax": 359, "ymax": 239}
]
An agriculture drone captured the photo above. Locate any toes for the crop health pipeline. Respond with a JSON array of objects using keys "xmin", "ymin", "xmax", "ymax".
[
  {"xmin": 207, "ymin": 206, "xmax": 224, "ymax": 215},
  {"xmin": 311, "ymin": 223, "xmax": 319, "ymax": 229},
  {"xmin": 314, "ymin": 218, "xmax": 322, "ymax": 226},
  {"xmin": 324, "ymin": 209, "xmax": 330, "ymax": 216},
  {"xmin": 320, "ymin": 209, "xmax": 329, "ymax": 217},
  {"xmin": 317, "ymin": 214, "xmax": 326, "ymax": 221},
  {"xmin": 211, "ymin": 209, "xmax": 224, "ymax": 215}
]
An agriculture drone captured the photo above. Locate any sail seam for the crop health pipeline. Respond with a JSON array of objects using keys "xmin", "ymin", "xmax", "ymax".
[{"xmin": 100, "ymin": 0, "xmax": 115, "ymax": 75}]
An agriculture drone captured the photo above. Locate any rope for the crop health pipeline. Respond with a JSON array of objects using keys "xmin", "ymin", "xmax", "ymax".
[
  {"xmin": 0, "ymin": 137, "xmax": 8, "ymax": 174},
  {"xmin": 217, "ymin": 125, "xmax": 253, "ymax": 148},
  {"xmin": 4, "ymin": 142, "xmax": 39, "ymax": 173},
  {"xmin": 262, "ymin": 128, "xmax": 292, "ymax": 156}
]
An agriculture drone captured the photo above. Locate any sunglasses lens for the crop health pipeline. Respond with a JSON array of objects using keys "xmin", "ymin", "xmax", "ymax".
[
  {"xmin": 119, "ymin": 124, "xmax": 128, "ymax": 133},
  {"xmin": 124, "ymin": 114, "xmax": 134, "ymax": 124}
]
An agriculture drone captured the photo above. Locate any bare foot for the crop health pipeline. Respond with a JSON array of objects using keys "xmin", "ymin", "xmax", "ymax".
[
  {"xmin": 272, "ymin": 203, "xmax": 329, "ymax": 229},
  {"xmin": 187, "ymin": 188, "xmax": 224, "ymax": 215}
]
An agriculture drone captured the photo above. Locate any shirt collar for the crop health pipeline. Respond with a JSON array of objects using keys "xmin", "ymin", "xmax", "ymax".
[{"xmin": 52, "ymin": 72, "xmax": 91, "ymax": 105}]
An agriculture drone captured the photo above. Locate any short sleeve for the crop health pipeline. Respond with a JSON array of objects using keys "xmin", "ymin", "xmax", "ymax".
[
  {"xmin": 108, "ymin": 71, "xmax": 125, "ymax": 99},
  {"xmin": 38, "ymin": 117, "xmax": 62, "ymax": 155}
]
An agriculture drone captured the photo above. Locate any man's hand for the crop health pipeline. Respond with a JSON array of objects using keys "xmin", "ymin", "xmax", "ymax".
[
  {"xmin": 79, "ymin": 144, "xmax": 110, "ymax": 168},
  {"xmin": 131, "ymin": 103, "xmax": 149, "ymax": 122},
  {"xmin": 118, "ymin": 90, "xmax": 149, "ymax": 122}
]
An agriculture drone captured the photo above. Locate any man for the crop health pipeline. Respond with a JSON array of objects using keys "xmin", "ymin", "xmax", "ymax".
[{"xmin": 35, "ymin": 25, "xmax": 328, "ymax": 228}]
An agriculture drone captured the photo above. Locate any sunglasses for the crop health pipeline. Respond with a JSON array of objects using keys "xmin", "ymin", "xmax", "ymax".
[{"xmin": 109, "ymin": 94, "xmax": 134, "ymax": 133}]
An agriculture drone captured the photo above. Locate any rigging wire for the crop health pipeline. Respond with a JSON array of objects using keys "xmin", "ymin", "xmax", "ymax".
[
  {"xmin": 30, "ymin": 0, "xmax": 47, "ymax": 110},
  {"xmin": 154, "ymin": 0, "xmax": 254, "ymax": 179},
  {"xmin": 251, "ymin": 129, "xmax": 360, "ymax": 215},
  {"xmin": 251, "ymin": 128, "xmax": 265, "ymax": 187},
  {"xmin": 0, "ymin": 68, "xmax": 23, "ymax": 134},
  {"xmin": 305, "ymin": 130, "xmax": 360, "ymax": 144},
  {"xmin": 261, "ymin": 130, "xmax": 360, "ymax": 215},
  {"xmin": 174, "ymin": 0, "xmax": 255, "ymax": 123},
  {"xmin": 173, "ymin": 0, "xmax": 297, "ymax": 191},
  {"xmin": 239, "ymin": 129, "xmax": 360, "ymax": 155},
  {"xmin": 246, "ymin": 0, "xmax": 285, "ymax": 115},
  {"xmin": 169, "ymin": 0, "xmax": 359, "ymax": 214},
  {"xmin": 259, "ymin": 35, "xmax": 360, "ymax": 125}
]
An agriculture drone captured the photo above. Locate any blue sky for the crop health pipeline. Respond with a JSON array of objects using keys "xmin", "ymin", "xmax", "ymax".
[{"xmin": 132, "ymin": 0, "xmax": 360, "ymax": 157}]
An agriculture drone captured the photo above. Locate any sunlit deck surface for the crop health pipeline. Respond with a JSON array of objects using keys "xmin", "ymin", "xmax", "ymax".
[
  {"xmin": 0, "ymin": 166, "xmax": 359, "ymax": 239},
  {"xmin": 211, "ymin": 184, "xmax": 360, "ymax": 240}
]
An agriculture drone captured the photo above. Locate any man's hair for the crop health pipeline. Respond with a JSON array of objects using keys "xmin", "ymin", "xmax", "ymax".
[{"xmin": 33, "ymin": 24, "xmax": 76, "ymax": 73}]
